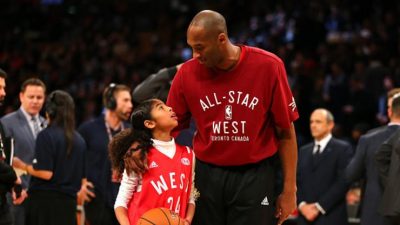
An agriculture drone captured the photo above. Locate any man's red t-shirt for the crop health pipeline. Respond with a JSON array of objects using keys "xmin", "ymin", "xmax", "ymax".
[{"xmin": 167, "ymin": 45, "xmax": 299, "ymax": 166}]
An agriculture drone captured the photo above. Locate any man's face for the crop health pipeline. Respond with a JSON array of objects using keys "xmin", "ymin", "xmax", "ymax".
[
  {"xmin": 187, "ymin": 25, "xmax": 223, "ymax": 68},
  {"xmin": 19, "ymin": 85, "xmax": 45, "ymax": 116},
  {"xmin": 0, "ymin": 77, "xmax": 6, "ymax": 106},
  {"xmin": 114, "ymin": 90, "xmax": 133, "ymax": 121},
  {"xmin": 310, "ymin": 110, "xmax": 334, "ymax": 141}
]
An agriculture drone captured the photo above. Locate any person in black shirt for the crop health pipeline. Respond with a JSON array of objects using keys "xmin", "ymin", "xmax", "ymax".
[{"xmin": 13, "ymin": 90, "xmax": 86, "ymax": 225}]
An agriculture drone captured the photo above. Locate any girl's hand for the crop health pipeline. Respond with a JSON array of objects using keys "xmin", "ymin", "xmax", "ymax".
[{"xmin": 183, "ymin": 218, "xmax": 192, "ymax": 225}]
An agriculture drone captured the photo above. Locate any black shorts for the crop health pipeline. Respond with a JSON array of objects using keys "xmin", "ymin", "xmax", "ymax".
[{"xmin": 192, "ymin": 156, "xmax": 278, "ymax": 225}]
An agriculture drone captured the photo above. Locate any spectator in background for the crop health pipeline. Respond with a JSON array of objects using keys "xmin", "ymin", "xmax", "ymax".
[
  {"xmin": 346, "ymin": 88, "xmax": 400, "ymax": 225},
  {"xmin": 77, "ymin": 84, "xmax": 132, "ymax": 225},
  {"xmin": 297, "ymin": 108, "xmax": 353, "ymax": 225},
  {"xmin": 13, "ymin": 90, "xmax": 86, "ymax": 225},
  {"xmin": 1, "ymin": 78, "xmax": 46, "ymax": 225}
]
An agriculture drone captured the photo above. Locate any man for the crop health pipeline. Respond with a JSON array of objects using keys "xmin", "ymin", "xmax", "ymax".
[
  {"xmin": 0, "ymin": 69, "xmax": 25, "ymax": 225},
  {"xmin": 375, "ymin": 93, "xmax": 400, "ymax": 224},
  {"xmin": 1, "ymin": 78, "xmax": 46, "ymax": 225},
  {"xmin": 297, "ymin": 108, "xmax": 353, "ymax": 225},
  {"xmin": 129, "ymin": 10, "xmax": 298, "ymax": 225},
  {"xmin": 346, "ymin": 88, "xmax": 400, "ymax": 225},
  {"xmin": 78, "ymin": 83, "xmax": 132, "ymax": 225}
]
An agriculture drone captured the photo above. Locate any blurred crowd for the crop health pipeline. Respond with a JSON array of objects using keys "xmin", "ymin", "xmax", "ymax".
[{"xmin": 0, "ymin": 0, "xmax": 399, "ymax": 144}]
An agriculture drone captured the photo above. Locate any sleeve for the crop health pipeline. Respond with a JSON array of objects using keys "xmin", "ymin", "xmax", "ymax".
[
  {"xmin": 375, "ymin": 130, "xmax": 400, "ymax": 188},
  {"xmin": 132, "ymin": 67, "xmax": 177, "ymax": 103},
  {"xmin": 270, "ymin": 60, "xmax": 299, "ymax": 129},
  {"xmin": 345, "ymin": 135, "xmax": 367, "ymax": 182},
  {"xmin": 32, "ymin": 131, "xmax": 54, "ymax": 171},
  {"xmin": 318, "ymin": 143, "xmax": 353, "ymax": 212},
  {"xmin": 167, "ymin": 65, "xmax": 192, "ymax": 136},
  {"xmin": 0, "ymin": 160, "xmax": 17, "ymax": 184},
  {"xmin": 114, "ymin": 169, "xmax": 139, "ymax": 209},
  {"xmin": 188, "ymin": 151, "xmax": 197, "ymax": 204}
]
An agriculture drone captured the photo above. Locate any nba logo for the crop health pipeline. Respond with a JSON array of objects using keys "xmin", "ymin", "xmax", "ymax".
[{"xmin": 225, "ymin": 105, "xmax": 232, "ymax": 120}]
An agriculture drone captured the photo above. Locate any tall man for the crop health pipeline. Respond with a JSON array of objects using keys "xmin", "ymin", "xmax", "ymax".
[
  {"xmin": 346, "ymin": 88, "xmax": 400, "ymax": 225},
  {"xmin": 374, "ymin": 92, "xmax": 400, "ymax": 224},
  {"xmin": 78, "ymin": 83, "xmax": 132, "ymax": 225},
  {"xmin": 1, "ymin": 78, "xmax": 46, "ymax": 225},
  {"xmin": 297, "ymin": 108, "xmax": 353, "ymax": 225},
  {"xmin": 0, "ymin": 68, "xmax": 25, "ymax": 225},
  {"xmin": 165, "ymin": 10, "xmax": 298, "ymax": 225}
]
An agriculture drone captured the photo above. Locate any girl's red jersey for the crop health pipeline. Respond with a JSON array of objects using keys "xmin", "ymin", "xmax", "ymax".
[{"xmin": 127, "ymin": 144, "xmax": 193, "ymax": 224}]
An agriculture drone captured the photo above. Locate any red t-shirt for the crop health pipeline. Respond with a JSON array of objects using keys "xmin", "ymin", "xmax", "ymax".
[
  {"xmin": 127, "ymin": 144, "xmax": 193, "ymax": 224},
  {"xmin": 167, "ymin": 45, "xmax": 299, "ymax": 166}
]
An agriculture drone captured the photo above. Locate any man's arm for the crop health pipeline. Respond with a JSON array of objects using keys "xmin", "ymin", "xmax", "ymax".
[
  {"xmin": 375, "ymin": 130, "xmax": 400, "ymax": 188},
  {"xmin": 132, "ymin": 65, "xmax": 181, "ymax": 103},
  {"xmin": 275, "ymin": 123, "xmax": 297, "ymax": 225}
]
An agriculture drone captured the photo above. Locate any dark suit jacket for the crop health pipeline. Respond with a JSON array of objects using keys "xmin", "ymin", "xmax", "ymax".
[
  {"xmin": 347, "ymin": 125, "xmax": 399, "ymax": 225},
  {"xmin": 0, "ymin": 109, "xmax": 46, "ymax": 189},
  {"xmin": 297, "ymin": 137, "xmax": 353, "ymax": 225},
  {"xmin": 376, "ymin": 128, "xmax": 400, "ymax": 224}
]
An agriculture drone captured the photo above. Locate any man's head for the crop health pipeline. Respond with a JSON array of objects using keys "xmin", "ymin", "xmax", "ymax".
[
  {"xmin": 387, "ymin": 88, "xmax": 400, "ymax": 120},
  {"xmin": 103, "ymin": 83, "xmax": 133, "ymax": 121},
  {"xmin": 187, "ymin": 10, "xmax": 230, "ymax": 69},
  {"xmin": 19, "ymin": 78, "xmax": 46, "ymax": 116},
  {"xmin": 0, "ymin": 68, "xmax": 7, "ymax": 106},
  {"xmin": 390, "ymin": 92, "xmax": 400, "ymax": 119},
  {"xmin": 310, "ymin": 108, "xmax": 335, "ymax": 141}
]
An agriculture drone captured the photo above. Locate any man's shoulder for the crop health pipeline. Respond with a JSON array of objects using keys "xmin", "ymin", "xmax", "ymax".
[
  {"xmin": 362, "ymin": 125, "xmax": 393, "ymax": 140},
  {"xmin": 244, "ymin": 45, "xmax": 283, "ymax": 64},
  {"xmin": 1, "ymin": 110, "xmax": 20, "ymax": 122},
  {"xmin": 329, "ymin": 137, "xmax": 351, "ymax": 148},
  {"xmin": 299, "ymin": 142, "xmax": 313, "ymax": 151}
]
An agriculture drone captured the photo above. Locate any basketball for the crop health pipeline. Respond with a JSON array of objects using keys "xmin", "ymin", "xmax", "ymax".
[{"xmin": 136, "ymin": 207, "xmax": 185, "ymax": 225}]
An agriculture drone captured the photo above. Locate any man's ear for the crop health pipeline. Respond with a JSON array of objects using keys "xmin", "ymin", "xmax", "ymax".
[{"xmin": 144, "ymin": 120, "xmax": 155, "ymax": 129}]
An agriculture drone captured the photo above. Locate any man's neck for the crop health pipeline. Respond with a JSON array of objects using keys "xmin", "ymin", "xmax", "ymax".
[
  {"xmin": 216, "ymin": 44, "xmax": 241, "ymax": 71},
  {"xmin": 105, "ymin": 110, "xmax": 121, "ymax": 129}
]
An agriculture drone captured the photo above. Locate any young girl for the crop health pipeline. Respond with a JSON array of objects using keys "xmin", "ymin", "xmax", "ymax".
[{"xmin": 109, "ymin": 99, "xmax": 197, "ymax": 225}]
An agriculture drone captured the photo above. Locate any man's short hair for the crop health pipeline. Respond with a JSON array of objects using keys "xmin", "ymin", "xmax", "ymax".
[
  {"xmin": 0, "ymin": 68, "xmax": 7, "ymax": 79},
  {"xmin": 20, "ymin": 78, "xmax": 46, "ymax": 93}
]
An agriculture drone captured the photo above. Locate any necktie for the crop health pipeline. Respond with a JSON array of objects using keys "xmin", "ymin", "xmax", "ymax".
[
  {"xmin": 315, "ymin": 144, "xmax": 321, "ymax": 155},
  {"xmin": 32, "ymin": 116, "xmax": 40, "ymax": 138},
  {"xmin": 313, "ymin": 144, "xmax": 322, "ymax": 163}
]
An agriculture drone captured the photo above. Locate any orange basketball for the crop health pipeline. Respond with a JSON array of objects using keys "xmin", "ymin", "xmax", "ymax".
[{"xmin": 136, "ymin": 207, "xmax": 185, "ymax": 225}]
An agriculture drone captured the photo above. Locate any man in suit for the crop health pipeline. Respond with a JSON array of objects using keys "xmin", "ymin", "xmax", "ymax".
[
  {"xmin": 0, "ymin": 68, "xmax": 25, "ymax": 225},
  {"xmin": 297, "ymin": 108, "xmax": 353, "ymax": 225},
  {"xmin": 375, "ymin": 92, "xmax": 400, "ymax": 224},
  {"xmin": 0, "ymin": 78, "xmax": 46, "ymax": 225},
  {"xmin": 346, "ymin": 88, "xmax": 400, "ymax": 225}
]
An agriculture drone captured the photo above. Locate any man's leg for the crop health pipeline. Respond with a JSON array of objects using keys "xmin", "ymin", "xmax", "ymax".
[
  {"xmin": 192, "ymin": 160, "xmax": 226, "ymax": 225},
  {"xmin": 226, "ymin": 158, "xmax": 277, "ymax": 225}
]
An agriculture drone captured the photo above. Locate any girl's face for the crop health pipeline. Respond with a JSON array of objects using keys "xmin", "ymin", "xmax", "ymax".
[{"xmin": 149, "ymin": 100, "xmax": 178, "ymax": 131}]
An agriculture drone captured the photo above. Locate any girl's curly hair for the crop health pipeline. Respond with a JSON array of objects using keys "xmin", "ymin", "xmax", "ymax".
[{"xmin": 108, "ymin": 99, "xmax": 158, "ymax": 176}]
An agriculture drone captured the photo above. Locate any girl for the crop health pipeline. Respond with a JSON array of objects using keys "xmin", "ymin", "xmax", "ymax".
[
  {"xmin": 109, "ymin": 99, "xmax": 197, "ymax": 225},
  {"xmin": 13, "ymin": 90, "xmax": 86, "ymax": 225}
]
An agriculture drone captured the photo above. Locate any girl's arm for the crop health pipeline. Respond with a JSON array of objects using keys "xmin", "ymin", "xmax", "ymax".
[
  {"xmin": 185, "ymin": 152, "xmax": 198, "ymax": 224},
  {"xmin": 115, "ymin": 207, "xmax": 130, "ymax": 225},
  {"xmin": 114, "ymin": 169, "xmax": 139, "ymax": 224},
  {"xmin": 13, "ymin": 157, "xmax": 52, "ymax": 180}
]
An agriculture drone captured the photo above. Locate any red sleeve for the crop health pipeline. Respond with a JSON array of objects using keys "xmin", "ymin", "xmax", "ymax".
[
  {"xmin": 270, "ymin": 60, "xmax": 299, "ymax": 129},
  {"xmin": 166, "ymin": 65, "xmax": 192, "ymax": 137}
]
